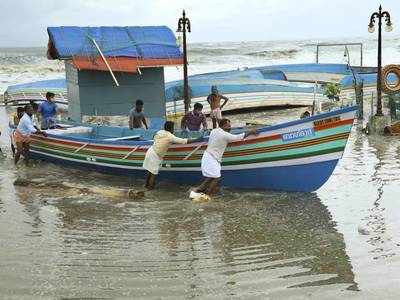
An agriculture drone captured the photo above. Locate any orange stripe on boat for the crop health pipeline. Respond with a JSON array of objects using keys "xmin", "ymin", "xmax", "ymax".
[
  {"xmin": 30, "ymin": 118, "xmax": 354, "ymax": 153},
  {"xmin": 72, "ymin": 56, "xmax": 184, "ymax": 73}
]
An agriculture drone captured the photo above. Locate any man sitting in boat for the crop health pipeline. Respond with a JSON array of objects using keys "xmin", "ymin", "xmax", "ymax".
[
  {"xmin": 14, "ymin": 104, "xmax": 47, "ymax": 165},
  {"xmin": 207, "ymin": 85, "xmax": 229, "ymax": 129},
  {"xmin": 129, "ymin": 99, "xmax": 148, "ymax": 129},
  {"xmin": 30, "ymin": 100, "xmax": 40, "ymax": 127},
  {"xmin": 143, "ymin": 121, "xmax": 199, "ymax": 190},
  {"xmin": 300, "ymin": 111, "xmax": 311, "ymax": 119},
  {"xmin": 38, "ymin": 92, "xmax": 58, "ymax": 129},
  {"xmin": 13, "ymin": 106, "xmax": 25, "ymax": 126},
  {"xmin": 192, "ymin": 118, "xmax": 257, "ymax": 196},
  {"xmin": 181, "ymin": 102, "xmax": 208, "ymax": 132}
]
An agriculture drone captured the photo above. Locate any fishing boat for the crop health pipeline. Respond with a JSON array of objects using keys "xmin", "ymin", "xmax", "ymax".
[
  {"xmin": 28, "ymin": 105, "xmax": 357, "ymax": 192},
  {"xmin": 3, "ymin": 78, "xmax": 67, "ymax": 107},
  {"xmin": 10, "ymin": 25, "xmax": 357, "ymax": 192},
  {"xmin": 165, "ymin": 66, "xmax": 328, "ymax": 115}
]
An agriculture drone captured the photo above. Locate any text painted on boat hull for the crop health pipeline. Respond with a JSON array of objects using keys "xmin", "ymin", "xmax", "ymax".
[{"xmin": 281, "ymin": 128, "xmax": 315, "ymax": 141}]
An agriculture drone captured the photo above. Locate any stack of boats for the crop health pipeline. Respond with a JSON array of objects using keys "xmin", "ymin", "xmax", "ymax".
[{"xmin": 3, "ymin": 63, "xmax": 376, "ymax": 114}]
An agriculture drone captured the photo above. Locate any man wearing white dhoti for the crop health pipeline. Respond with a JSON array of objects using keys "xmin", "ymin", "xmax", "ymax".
[{"xmin": 194, "ymin": 118, "xmax": 257, "ymax": 195}]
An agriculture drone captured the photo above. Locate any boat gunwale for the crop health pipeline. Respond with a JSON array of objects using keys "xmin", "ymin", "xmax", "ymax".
[
  {"xmin": 31, "ymin": 118, "xmax": 354, "ymax": 153},
  {"xmin": 28, "ymin": 106, "xmax": 357, "ymax": 148}
]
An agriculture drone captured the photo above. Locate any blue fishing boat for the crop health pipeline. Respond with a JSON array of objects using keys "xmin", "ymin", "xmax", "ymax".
[
  {"xmin": 8, "ymin": 25, "xmax": 358, "ymax": 192},
  {"xmin": 27, "ymin": 105, "xmax": 357, "ymax": 192},
  {"xmin": 3, "ymin": 79, "xmax": 67, "ymax": 106}
]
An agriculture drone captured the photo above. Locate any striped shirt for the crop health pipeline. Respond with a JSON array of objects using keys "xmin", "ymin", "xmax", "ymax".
[{"xmin": 182, "ymin": 111, "xmax": 207, "ymax": 131}]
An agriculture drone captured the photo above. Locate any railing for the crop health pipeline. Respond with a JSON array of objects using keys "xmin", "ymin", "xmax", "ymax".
[{"xmin": 306, "ymin": 42, "xmax": 364, "ymax": 66}]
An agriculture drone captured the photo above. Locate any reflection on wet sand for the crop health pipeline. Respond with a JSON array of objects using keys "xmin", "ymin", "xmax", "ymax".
[
  {"xmin": 0, "ymin": 160, "xmax": 358, "ymax": 298},
  {"xmin": 0, "ymin": 107, "xmax": 364, "ymax": 298},
  {"xmin": 363, "ymin": 136, "xmax": 397, "ymax": 260}
]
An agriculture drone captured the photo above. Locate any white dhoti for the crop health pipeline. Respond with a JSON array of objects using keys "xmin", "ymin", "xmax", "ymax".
[
  {"xmin": 143, "ymin": 146, "xmax": 162, "ymax": 175},
  {"xmin": 201, "ymin": 151, "xmax": 221, "ymax": 178},
  {"xmin": 210, "ymin": 108, "xmax": 222, "ymax": 120}
]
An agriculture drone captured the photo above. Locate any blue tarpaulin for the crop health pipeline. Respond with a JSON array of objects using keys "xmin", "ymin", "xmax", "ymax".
[{"xmin": 47, "ymin": 26, "xmax": 182, "ymax": 59}]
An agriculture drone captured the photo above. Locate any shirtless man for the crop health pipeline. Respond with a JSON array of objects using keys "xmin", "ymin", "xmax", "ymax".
[{"xmin": 207, "ymin": 85, "xmax": 229, "ymax": 128}]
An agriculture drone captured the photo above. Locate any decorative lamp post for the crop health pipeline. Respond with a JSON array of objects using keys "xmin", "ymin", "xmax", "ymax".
[
  {"xmin": 177, "ymin": 10, "xmax": 191, "ymax": 114},
  {"xmin": 368, "ymin": 5, "xmax": 393, "ymax": 116}
]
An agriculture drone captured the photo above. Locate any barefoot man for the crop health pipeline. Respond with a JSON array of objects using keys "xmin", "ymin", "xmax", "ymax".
[
  {"xmin": 207, "ymin": 85, "xmax": 229, "ymax": 128},
  {"xmin": 143, "ymin": 121, "xmax": 200, "ymax": 189},
  {"xmin": 14, "ymin": 104, "xmax": 47, "ymax": 165},
  {"xmin": 193, "ymin": 118, "xmax": 257, "ymax": 196}
]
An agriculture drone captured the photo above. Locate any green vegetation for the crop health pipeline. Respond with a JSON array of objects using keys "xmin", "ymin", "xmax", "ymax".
[{"xmin": 323, "ymin": 83, "xmax": 341, "ymax": 101}]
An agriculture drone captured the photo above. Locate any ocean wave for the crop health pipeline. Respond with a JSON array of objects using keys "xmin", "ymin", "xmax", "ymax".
[
  {"xmin": 246, "ymin": 49, "xmax": 299, "ymax": 58},
  {"xmin": 188, "ymin": 47, "xmax": 240, "ymax": 56}
]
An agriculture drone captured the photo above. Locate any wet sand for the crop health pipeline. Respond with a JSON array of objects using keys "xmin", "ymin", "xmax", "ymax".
[{"xmin": 1, "ymin": 107, "xmax": 400, "ymax": 299}]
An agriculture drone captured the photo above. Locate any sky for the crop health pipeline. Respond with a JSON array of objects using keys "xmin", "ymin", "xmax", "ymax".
[{"xmin": 0, "ymin": 0, "xmax": 399, "ymax": 47}]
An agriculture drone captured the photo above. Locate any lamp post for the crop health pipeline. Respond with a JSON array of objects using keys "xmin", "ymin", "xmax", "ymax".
[
  {"xmin": 177, "ymin": 10, "xmax": 191, "ymax": 114},
  {"xmin": 368, "ymin": 5, "xmax": 393, "ymax": 116}
]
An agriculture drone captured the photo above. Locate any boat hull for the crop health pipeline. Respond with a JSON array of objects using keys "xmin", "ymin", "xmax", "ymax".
[
  {"xmin": 31, "ymin": 150, "xmax": 338, "ymax": 192},
  {"xmin": 26, "ymin": 106, "xmax": 357, "ymax": 192}
]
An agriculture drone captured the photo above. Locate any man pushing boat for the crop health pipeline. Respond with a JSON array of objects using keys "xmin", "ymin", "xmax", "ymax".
[
  {"xmin": 14, "ymin": 104, "xmax": 47, "ymax": 165},
  {"xmin": 207, "ymin": 85, "xmax": 229, "ymax": 128},
  {"xmin": 192, "ymin": 118, "xmax": 257, "ymax": 196},
  {"xmin": 143, "ymin": 121, "xmax": 200, "ymax": 190}
]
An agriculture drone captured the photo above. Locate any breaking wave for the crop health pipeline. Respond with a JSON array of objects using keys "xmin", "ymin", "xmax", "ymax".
[{"xmin": 246, "ymin": 49, "xmax": 299, "ymax": 58}]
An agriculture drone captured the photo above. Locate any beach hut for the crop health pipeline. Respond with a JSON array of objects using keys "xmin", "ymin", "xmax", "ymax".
[{"xmin": 46, "ymin": 26, "xmax": 183, "ymax": 123}]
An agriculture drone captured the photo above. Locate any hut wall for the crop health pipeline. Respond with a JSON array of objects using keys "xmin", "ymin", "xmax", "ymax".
[{"xmin": 66, "ymin": 62, "xmax": 166, "ymax": 122}]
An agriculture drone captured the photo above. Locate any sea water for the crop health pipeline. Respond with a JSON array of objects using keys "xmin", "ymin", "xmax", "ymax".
[
  {"xmin": 2, "ymin": 35, "xmax": 400, "ymax": 94},
  {"xmin": 1, "ymin": 38, "xmax": 400, "ymax": 298}
]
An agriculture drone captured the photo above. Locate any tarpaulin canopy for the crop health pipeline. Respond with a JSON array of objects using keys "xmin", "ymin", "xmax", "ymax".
[{"xmin": 47, "ymin": 26, "xmax": 183, "ymax": 72}]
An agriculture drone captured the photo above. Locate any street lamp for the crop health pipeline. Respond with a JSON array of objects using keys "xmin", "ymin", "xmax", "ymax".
[
  {"xmin": 177, "ymin": 10, "xmax": 191, "ymax": 114},
  {"xmin": 368, "ymin": 5, "xmax": 393, "ymax": 116}
]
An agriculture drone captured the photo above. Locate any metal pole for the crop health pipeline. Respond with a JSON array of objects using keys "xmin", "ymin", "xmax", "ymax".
[
  {"xmin": 359, "ymin": 80, "xmax": 364, "ymax": 120},
  {"xmin": 376, "ymin": 6, "xmax": 383, "ymax": 116},
  {"xmin": 371, "ymin": 92, "xmax": 374, "ymax": 116},
  {"xmin": 182, "ymin": 16, "xmax": 189, "ymax": 114}
]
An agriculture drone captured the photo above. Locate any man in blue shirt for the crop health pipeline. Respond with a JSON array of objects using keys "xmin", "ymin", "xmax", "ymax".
[{"xmin": 39, "ymin": 92, "xmax": 58, "ymax": 129}]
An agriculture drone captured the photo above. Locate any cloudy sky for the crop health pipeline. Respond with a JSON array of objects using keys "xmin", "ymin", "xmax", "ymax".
[{"xmin": 0, "ymin": 0, "xmax": 399, "ymax": 47}]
